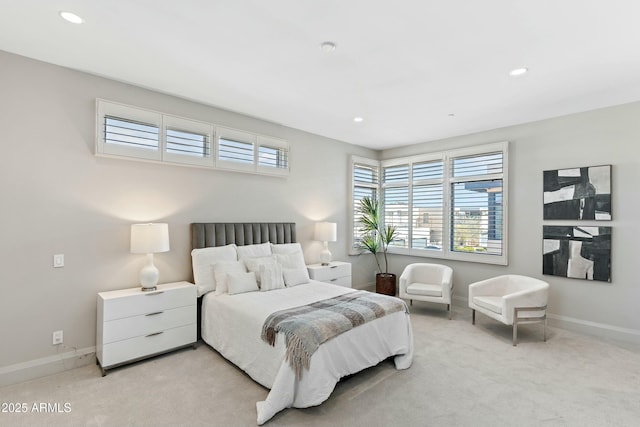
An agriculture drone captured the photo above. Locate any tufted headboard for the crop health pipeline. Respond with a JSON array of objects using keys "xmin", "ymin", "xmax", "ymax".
[{"xmin": 191, "ymin": 222, "xmax": 296, "ymax": 249}]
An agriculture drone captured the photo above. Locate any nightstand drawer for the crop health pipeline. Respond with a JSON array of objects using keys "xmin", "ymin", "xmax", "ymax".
[
  {"xmin": 102, "ymin": 305, "xmax": 196, "ymax": 344},
  {"xmin": 323, "ymin": 276, "xmax": 351, "ymax": 287},
  {"xmin": 101, "ymin": 285, "xmax": 195, "ymax": 321},
  {"xmin": 100, "ymin": 324, "xmax": 196, "ymax": 368},
  {"xmin": 308, "ymin": 263, "xmax": 351, "ymax": 281}
]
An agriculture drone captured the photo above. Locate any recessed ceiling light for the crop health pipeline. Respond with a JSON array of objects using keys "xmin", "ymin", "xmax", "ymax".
[
  {"xmin": 320, "ymin": 41, "xmax": 337, "ymax": 52},
  {"xmin": 59, "ymin": 11, "xmax": 84, "ymax": 24},
  {"xmin": 509, "ymin": 67, "xmax": 528, "ymax": 76},
  {"xmin": 353, "ymin": 117, "xmax": 364, "ymax": 123}
]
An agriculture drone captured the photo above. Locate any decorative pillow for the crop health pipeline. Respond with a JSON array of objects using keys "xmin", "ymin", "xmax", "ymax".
[
  {"xmin": 260, "ymin": 263, "xmax": 285, "ymax": 291},
  {"xmin": 274, "ymin": 252, "xmax": 308, "ymax": 271},
  {"xmin": 213, "ymin": 260, "xmax": 246, "ymax": 295},
  {"xmin": 283, "ymin": 267, "xmax": 310, "ymax": 287},
  {"xmin": 275, "ymin": 252, "xmax": 310, "ymax": 286},
  {"xmin": 227, "ymin": 271, "xmax": 259, "ymax": 295},
  {"xmin": 270, "ymin": 242, "xmax": 303, "ymax": 255},
  {"xmin": 236, "ymin": 242, "xmax": 272, "ymax": 259},
  {"xmin": 190, "ymin": 244, "xmax": 237, "ymax": 295},
  {"xmin": 243, "ymin": 256, "xmax": 278, "ymax": 284}
]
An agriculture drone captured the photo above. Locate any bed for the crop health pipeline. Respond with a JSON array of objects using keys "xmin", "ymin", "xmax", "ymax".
[{"xmin": 191, "ymin": 223, "xmax": 413, "ymax": 424}]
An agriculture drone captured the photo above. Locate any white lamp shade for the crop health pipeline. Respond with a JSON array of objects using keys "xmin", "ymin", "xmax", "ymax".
[
  {"xmin": 315, "ymin": 222, "xmax": 337, "ymax": 242},
  {"xmin": 130, "ymin": 223, "xmax": 170, "ymax": 254}
]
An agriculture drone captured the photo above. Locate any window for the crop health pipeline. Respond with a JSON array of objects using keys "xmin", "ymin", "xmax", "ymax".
[
  {"xmin": 350, "ymin": 142, "xmax": 508, "ymax": 265},
  {"xmin": 257, "ymin": 136, "xmax": 289, "ymax": 176},
  {"xmin": 96, "ymin": 99, "xmax": 288, "ymax": 176},
  {"xmin": 450, "ymin": 152, "xmax": 504, "ymax": 256},
  {"xmin": 215, "ymin": 127, "xmax": 289, "ymax": 176},
  {"xmin": 97, "ymin": 101, "xmax": 162, "ymax": 161},
  {"xmin": 163, "ymin": 114, "xmax": 213, "ymax": 167},
  {"xmin": 349, "ymin": 156, "xmax": 379, "ymax": 253}
]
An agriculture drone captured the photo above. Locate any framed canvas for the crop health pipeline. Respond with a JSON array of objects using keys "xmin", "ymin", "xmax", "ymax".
[
  {"xmin": 542, "ymin": 226, "xmax": 611, "ymax": 282},
  {"xmin": 543, "ymin": 165, "xmax": 611, "ymax": 220}
]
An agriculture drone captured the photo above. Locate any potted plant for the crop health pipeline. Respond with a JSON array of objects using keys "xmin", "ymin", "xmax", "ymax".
[{"xmin": 356, "ymin": 196, "xmax": 399, "ymax": 295}]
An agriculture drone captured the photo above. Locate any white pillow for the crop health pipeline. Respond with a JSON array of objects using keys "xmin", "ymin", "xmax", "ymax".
[
  {"xmin": 236, "ymin": 242, "xmax": 272, "ymax": 259},
  {"xmin": 213, "ymin": 261, "xmax": 246, "ymax": 295},
  {"xmin": 260, "ymin": 263, "xmax": 285, "ymax": 291},
  {"xmin": 244, "ymin": 256, "xmax": 278, "ymax": 284},
  {"xmin": 274, "ymin": 252, "xmax": 307, "ymax": 270},
  {"xmin": 191, "ymin": 244, "xmax": 237, "ymax": 295},
  {"xmin": 227, "ymin": 271, "xmax": 259, "ymax": 295},
  {"xmin": 283, "ymin": 268, "xmax": 310, "ymax": 287},
  {"xmin": 270, "ymin": 242, "xmax": 303, "ymax": 255},
  {"xmin": 275, "ymin": 252, "xmax": 310, "ymax": 286}
]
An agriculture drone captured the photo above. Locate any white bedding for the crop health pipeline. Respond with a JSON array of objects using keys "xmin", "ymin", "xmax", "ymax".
[{"xmin": 201, "ymin": 280, "xmax": 413, "ymax": 424}]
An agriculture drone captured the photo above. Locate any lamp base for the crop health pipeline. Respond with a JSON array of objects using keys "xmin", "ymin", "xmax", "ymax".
[
  {"xmin": 319, "ymin": 243, "xmax": 332, "ymax": 266},
  {"xmin": 139, "ymin": 253, "xmax": 160, "ymax": 292}
]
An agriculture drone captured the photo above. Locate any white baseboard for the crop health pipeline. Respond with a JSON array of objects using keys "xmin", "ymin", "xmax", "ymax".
[
  {"xmin": 452, "ymin": 295, "xmax": 640, "ymax": 345},
  {"xmin": 546, "ymin": 314, "xmax": 640, "ymax": 345},
  {"xmin": 0, "ymin": 346, "xmax": 96, "ymax": 387}
]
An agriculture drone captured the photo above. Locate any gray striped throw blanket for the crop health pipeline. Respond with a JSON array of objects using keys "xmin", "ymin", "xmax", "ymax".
[{"xmin": 261, "ymin": 290, "xmax": 408, "ymax": 379}]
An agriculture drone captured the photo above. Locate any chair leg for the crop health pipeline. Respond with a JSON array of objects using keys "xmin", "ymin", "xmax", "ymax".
[
  {"xmin": 410, "ymin": 299, "xmax": 413, "ymax": 306},
  {"xmin": 544, "ymin": 316, "xmax": 547, "ymax": 342},
  {"xmin": 471, "ymin": 309, "xmax": 475, "ymax": 325},
  {"xmin": 513, "ymin": 319, "xmax": 518, "ymax": 346},
  {"xmin": 447, "ymin": 304, "xmax": 451, "ymax": 320}
]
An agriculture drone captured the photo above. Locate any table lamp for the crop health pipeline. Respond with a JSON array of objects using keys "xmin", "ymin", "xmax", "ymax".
[
  {"xmin": 130, "ymin": 223, "xmax": 170, "ymax": 291},
  {"xmin": 315, "ymin": 222, "xmax": 337, "ymax": 266}
]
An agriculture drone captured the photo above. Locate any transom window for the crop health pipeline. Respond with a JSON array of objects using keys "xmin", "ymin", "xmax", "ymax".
[{"xmin": 96, "ymin": 99, "xmax": 289, "ymax": 177}]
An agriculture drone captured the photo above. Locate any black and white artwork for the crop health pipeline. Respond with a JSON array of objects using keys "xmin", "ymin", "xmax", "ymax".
[
  {"xmin": 543, "ymin": 165, "xmax": 611, "ymax": 220},
  {"xmin": 543, "ymin": 226, "xmax": 611, "ymax": 282}
]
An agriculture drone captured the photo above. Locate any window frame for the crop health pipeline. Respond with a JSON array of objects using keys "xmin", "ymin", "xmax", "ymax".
[
  {"xmin": 350, "ymin": 141, "xmax": 508, "ymax": 265},
  {"xmin": 349, "ymin": 156, "xmax": 381, "ymax": 255},
  {"xmin": 163, "ymin": 114, "xmax": 214, "ymax": 167},
  {"xmin": 95, "ymin": 99, "xmax": 289, "ymax": 177},
  {"xmin": 97, "ymin": 101, "xmax": 162, "ymax": 161}
]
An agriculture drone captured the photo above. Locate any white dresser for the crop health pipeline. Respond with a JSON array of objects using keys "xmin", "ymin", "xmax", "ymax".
[
  {"xmin": 307, "ymin": 261, "xmax": 352, "ymax": 287},
  {"xmin": 96, "ymin": 281, "xmax": 197, "ymax": 375}
]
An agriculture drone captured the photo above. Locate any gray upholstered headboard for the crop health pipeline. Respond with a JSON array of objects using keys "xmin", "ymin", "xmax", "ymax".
[{"xmin": 191, "ymin": 223, "xmax": 296, "ymax": 249}]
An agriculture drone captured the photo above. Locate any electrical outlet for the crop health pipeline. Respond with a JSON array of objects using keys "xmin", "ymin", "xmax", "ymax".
[{"xmin": 53, "ymin": 330, "xmax": 63, "ymax": 345}]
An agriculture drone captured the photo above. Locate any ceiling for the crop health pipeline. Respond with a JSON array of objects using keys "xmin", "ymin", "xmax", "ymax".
[{"xmin": 2, "ymin": 1, "xmax": 640, "ymax": 150}]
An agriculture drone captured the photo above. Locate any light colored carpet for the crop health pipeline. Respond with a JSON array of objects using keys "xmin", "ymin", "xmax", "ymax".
[{"xmin": 2, "ymin": 304, "xmax": 640, "ymax": 427}]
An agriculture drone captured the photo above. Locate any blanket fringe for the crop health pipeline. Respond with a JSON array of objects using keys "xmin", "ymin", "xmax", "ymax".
[{"xmin": 284, "ymin": 332, "xmax": 311, "ymax": 379}]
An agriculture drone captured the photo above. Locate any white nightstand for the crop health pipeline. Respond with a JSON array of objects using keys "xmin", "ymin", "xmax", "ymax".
[
  {"xmin": 307, "ymin": 261, "xmax": 352, "ymax": 288},
  {"xmin": 96, "ymin": 281, "xmax": 197, "ymax": 375}
]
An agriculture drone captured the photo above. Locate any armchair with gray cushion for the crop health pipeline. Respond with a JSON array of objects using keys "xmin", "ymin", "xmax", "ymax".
[
  {"xmin": 468, "ymin": 274, "xmax": 549, "ymax": 346},
  {"xmin": 399, "ymin": 263, "xmax": 454, "ymax": 319}
]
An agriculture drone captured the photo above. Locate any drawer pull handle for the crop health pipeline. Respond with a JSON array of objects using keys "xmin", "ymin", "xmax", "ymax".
[
  {"xmin": 145, "ymin": 291, "xmax": 164, "ymax": 296},
  {"xmin": 330, "ymin": 278, "xmax": 337, "ymax": 282},
  {"xmin": 146, "ymin": 311, "xmax": 164, "ymax": 317},
  {"xmin": 146, "ymin": 331, "xmax": 164, "ymax": 338},
  {"xmin": 330, "ymin": 266, "xmax": 338, "ymax": 269}
]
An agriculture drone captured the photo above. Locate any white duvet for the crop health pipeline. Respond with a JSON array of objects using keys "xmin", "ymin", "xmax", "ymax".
[{"xmin": 201, "ymin": 281, "xmax": 414, "ymax": 424}]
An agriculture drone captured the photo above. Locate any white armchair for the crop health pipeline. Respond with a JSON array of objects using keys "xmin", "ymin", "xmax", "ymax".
[
  {"xmin": 399, "ymin": 263, "xmax": 454, "ymax": 319},
  {"xmin": 468, "ymin": 274, "xmax": 549, "ymax": 346}
]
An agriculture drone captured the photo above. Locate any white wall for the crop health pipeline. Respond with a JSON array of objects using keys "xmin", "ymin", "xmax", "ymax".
[
  {"xmin": 381, "ymin": 102, "xmax": 640, "ymax": 343},
  {"xmin": 0, "ymin": 50, "xmax": 378, "ymax": 381}
]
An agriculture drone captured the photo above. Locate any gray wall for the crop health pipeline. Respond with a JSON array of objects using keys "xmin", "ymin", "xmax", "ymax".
[
  {"xmin": 381, "ymin": 103, "xmax": 640, "ymax": 342},
  {"xmin": 0, "ymin": 50, "xmax": 378, "ymax": 372}
]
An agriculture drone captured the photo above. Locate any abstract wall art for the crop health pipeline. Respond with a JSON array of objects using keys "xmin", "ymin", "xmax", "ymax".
[
  {"xmin": 542, "ymin": 225, "xmax": 611, "ymax": 282},
  {"xmin": 543, "ymin": 165, "xmax": 611, "ymax": 220}
]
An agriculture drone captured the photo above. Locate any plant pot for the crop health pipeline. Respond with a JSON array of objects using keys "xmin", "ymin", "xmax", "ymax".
[{"xmin": 376, "ymin": 273, "xmax": 396, "ymax": 296}]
